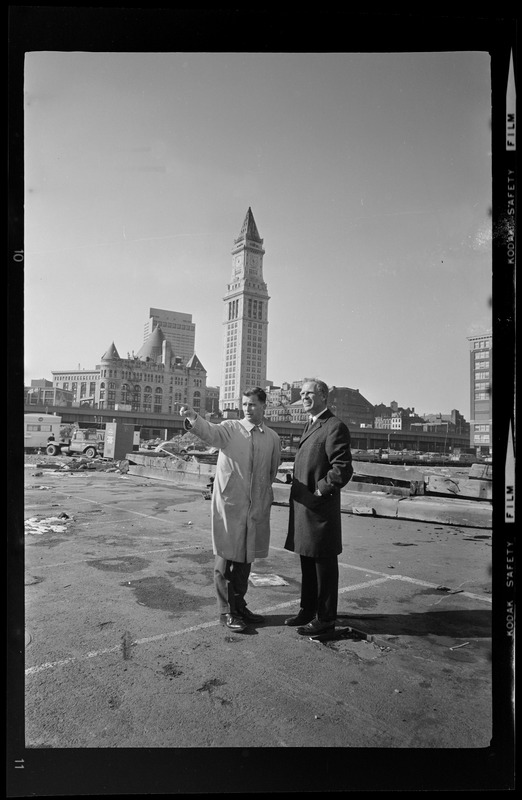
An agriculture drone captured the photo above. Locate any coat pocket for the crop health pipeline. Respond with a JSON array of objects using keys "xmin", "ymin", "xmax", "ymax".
[{"xmin": 291, "ymin": 479, "xmax": 326, "ymax": 511}]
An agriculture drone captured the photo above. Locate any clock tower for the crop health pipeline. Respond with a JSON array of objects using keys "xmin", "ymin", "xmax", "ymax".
[{"xmin": 220, "ymin": 208, "xmax": 270, "ymax": 411}]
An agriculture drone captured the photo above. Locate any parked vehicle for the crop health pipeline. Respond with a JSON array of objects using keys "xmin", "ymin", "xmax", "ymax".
[
  {"xmin": 45, "ymin": 428, "xmax": 105, "ymax": 458},
  {"xmin": 24, "ymin": 413, "xmax": 63, "ymax": 451},
  {"xmin": 179, "ymin": 443, "xmax": 218, "ymax": 455}
]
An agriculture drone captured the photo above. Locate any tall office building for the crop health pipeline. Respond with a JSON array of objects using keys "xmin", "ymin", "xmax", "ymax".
[
  {"xmin": 143, "ymin": 309, "xmax": 196, "ymax": 365},
  {"xmin": 220, "ymin": 208, "xmax": 270, "ymax": 411},
  {"xmin": 467, "ymin": 331, "xmax": 492, "ymax": 456}
]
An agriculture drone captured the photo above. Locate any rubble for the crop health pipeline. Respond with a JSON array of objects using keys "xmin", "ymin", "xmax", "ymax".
[{"xmin": 25, "ymin": 512, "xmax": 73, "ymax": 535}]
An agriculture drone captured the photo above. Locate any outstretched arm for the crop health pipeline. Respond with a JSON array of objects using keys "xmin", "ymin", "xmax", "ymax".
[{"xmin": 179, "ymin": 406, "xmax": 232, "ymax": 450}]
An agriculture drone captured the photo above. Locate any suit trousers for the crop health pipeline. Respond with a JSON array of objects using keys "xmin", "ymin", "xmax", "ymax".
[
  {"xmin": 214, "ymin": 556, "xmax": 251, "ymax": 615},
  {"xmin": 299, "ymin": 554, "xmax": 339, "ymax": 622}
]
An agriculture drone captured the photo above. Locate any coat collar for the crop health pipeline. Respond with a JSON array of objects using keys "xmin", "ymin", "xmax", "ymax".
[
  {"xmin": 240, "ymin": 418, "xmax": 265, "ymax": 434},
  {"xmin": 299, "ymin": 408, "xmax": 333, "ymax": 445}
]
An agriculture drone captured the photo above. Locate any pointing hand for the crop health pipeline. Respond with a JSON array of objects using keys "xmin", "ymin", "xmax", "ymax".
[{"xmin": 180, "ymin": 405, "xmax": 197, "ymax": 421}]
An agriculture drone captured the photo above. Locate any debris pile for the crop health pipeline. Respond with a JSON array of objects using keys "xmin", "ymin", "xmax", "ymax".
[{"xmin": 25, "ymin": 512, "xmax": 73, "ymax": 535}]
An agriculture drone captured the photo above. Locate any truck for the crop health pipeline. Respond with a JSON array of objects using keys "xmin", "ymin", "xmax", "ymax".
[
  {"xmin": 24, "ymin": 413, "xmax": 63, "ymax": 451},
  {"xmin": 45, "ymin": 427, "xmax": 106, "ymax": 458}
]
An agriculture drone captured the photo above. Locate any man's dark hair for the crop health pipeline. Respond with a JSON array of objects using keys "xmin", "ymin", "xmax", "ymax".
[{"xmin": 243, "ymin": 387, "xmax": 267, "ymax": 404}]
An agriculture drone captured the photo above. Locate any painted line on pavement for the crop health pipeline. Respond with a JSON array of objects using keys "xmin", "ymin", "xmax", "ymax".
[
  {"xmin": 271, "ymin": 545, "xmax": 493, "ymax": 605},
  {"xmin": 23, "ymin": 575, "xmax": 424, "ymax": 677},
  {"xmin": 25, "ymin": 535, "xmax": 491, "ymax": 676}
]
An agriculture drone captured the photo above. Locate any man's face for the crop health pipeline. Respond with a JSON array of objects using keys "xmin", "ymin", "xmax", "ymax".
[
  {"xmin": 300, "ymin": 382, "xmax": 327, "ymax": 417},
  {"xmin": 242, "ymin": 394, "xmax": 265, "ymax": 426}
]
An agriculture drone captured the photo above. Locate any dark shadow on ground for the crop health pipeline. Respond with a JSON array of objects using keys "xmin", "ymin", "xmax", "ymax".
[
  {"xmin": 261, "ymin": 609, "xmax": 491, "ymax": 638},
  {"xmin": 337, "ymin": 609, "xmax": 491, "ymax": 638}
]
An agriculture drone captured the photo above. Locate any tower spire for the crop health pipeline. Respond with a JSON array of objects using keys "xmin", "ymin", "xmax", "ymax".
[{"xmin": 236, "ymin": 207, "xmax": 262, "ymax": 245}]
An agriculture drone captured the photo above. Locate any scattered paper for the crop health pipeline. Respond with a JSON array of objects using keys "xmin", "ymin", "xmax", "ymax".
[{"xmin": 249, "ymin": 573, "xmax": 289, "ymax": 586}]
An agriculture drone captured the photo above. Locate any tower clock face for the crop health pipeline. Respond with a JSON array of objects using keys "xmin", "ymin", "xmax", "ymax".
[{"xmin": 234, "ymin": 255, "xmax": 242, "ymax": 273}]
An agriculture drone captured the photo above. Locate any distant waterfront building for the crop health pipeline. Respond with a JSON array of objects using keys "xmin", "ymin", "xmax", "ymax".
[
  {"xmin": 374, "ymin": 413, "xmax": 403, "ymax": 430},
  {"xmin": 220, "ymin": 208, "xmax": 269, "ymax": 411},
  {"xmin": 50, "ymin": 328, "xmax": 207, "ymax": 414},
  {"xmin": 327, "ymin": 386, "xmax": 375, "ymax": 428},
  {"xmin": 289, "ymin": 398, "xmax": 308, "ymax": 425},
  {"xmin": 272, "ymin": 381, "xmax": 374, "ymax": 429},
  {"xmin": 410, "ymin": 410, "xmax": 469, "ymax": 436},
  {"xmin": 264, "ymin": 382, "xmax": 301, "ymax": 423},
  {"xmin": 373, "ymin": 402, "xmax": 432, "ymax": 432},
  {"xmin": 143, "ymin": 309, "xmax": 196, "ymax": 366},
  {"xmin": 25, "ymin": 379, "xmax": 74, "ymax": 407},
  {"xmin": 467, "ymin": 331, "xmax": 492, "ymax": 456}
]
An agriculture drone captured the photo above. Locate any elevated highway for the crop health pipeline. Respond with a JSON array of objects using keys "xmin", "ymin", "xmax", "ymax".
[{"xmin": 24, "ymin": 403, "xmax": 471, "ymax": 455}]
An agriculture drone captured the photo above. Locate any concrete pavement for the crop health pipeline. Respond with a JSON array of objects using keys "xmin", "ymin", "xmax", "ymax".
[{"xmin": 12, "ymin": 458, "xmax": 511, "ymax": 793}]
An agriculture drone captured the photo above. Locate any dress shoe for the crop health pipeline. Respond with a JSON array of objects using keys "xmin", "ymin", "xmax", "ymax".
[
  {"xmin": 284, "ymin": 610, "xmax": 315, "ymax": 627},
  {"xmin": 296, "ymin": 618, "xmax": 336, "ymax": 636},
  {"xmin": 220, "ymin": 613, "xmax": 247, "ymax": 632},
  {"xmin": 237, "ymin": 607, "xmax": 265, "ymax": 623}
]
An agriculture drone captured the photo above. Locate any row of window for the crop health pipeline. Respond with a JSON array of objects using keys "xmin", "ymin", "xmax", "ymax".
[
  {"xmin": 26, "ymin": 424, "xmax": 53, "ymax": 432},
  {"xmin": 247, "ymin": 299, "xmax": 263, "ymax": 319},
  {"xmin": 99, "ymin": 392, "xmax": 202, "ymax": 413},
  {"xmin": 58, "ymin": 377, "xmax": 203, "ymax": 397},
  {"xmin": 155, "ymin": 322, "xmax": 194, "ymax": 330},
  {"xmin": 53, "ymin": 374, "xmax": 98, "ymax": 381},
  {"xmin": 59, "ymin": 382, "xmax": 96, "ymax": 395},
  {"xmin": 120, "ymin": 373, "xmax": 164, "ymax": 383},
  {"xmin": 227, "ymin": 299, "xmax": 264, "ymax": 320}
]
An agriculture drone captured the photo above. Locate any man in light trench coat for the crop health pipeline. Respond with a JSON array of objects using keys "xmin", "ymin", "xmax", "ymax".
[
  {"xmin": 180, "ymin": 388, "xmax": 280, "ymax": 632},
  {"xmin": 284, "ymin": 378, "xmax": 353, "ymax": 636}
]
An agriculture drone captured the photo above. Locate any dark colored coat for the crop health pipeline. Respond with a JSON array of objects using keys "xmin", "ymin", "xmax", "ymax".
[{"xmin": 285, "ymin": 409, "xmax": 353, "ymax": 558}]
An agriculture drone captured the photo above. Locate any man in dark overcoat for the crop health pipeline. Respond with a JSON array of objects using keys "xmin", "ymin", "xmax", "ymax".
[{"xmin": 284, "ymin": 378, "xmax": 353, "ymax": 635}]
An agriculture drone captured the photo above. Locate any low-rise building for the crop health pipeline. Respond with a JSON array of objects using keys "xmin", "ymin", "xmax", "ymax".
[
  {"xmin": 50, "ymin": 327, "xmax": 208, "ymax": 415},
  {"xmin": 264, "ymin": 382, "xmax": 301, "ymax": 423},
  {"xmin": 25, "ymin": 379, "xmax": 75, "ymax": 407},
  {"xmin": 327, "ymin": 386, "xmax": 374, "ymax": 428}
]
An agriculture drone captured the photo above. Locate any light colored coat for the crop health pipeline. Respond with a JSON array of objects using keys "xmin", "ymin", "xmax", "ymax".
[{"xmin": 187, "ymin": 415, "xmax": 280, "ymax": 562}]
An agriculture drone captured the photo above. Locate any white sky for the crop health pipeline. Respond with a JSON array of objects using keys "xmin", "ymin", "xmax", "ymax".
[{"xmin": 24, "ymin": 50, "xmax": 492, "ymax": 417}]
